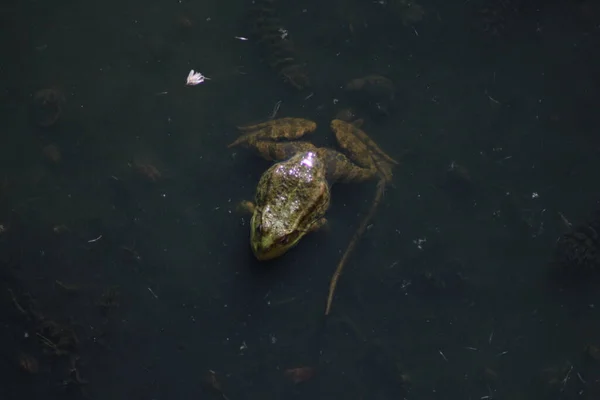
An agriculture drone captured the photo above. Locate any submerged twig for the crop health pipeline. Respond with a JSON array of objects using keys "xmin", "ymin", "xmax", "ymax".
[
  {"xmin": 7, "ymin": 288, "xmax": 27, "ymax": 315},
  {"xmin": 325, "ymin": 177, "xmax": 387, "ymax": 315}
]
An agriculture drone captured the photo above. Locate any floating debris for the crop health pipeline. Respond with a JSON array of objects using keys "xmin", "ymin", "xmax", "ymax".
[
  {"xmin": 32, "ymin": 87, "xmax": 65, "ymax": 127},
  {"xmin": 18, "ymin": 353, "xmax": 39, "ymax": 374},
  {"xmin": 555, "ymin": 212, "xmax": 600, "ymax": 272},
  {"xmin": 284, "ymin": 366, "xmax": 315, "ymax": 384},
  {"xmin": 345, "ymin": 75, "xmax": 396, "ymax": 118}
]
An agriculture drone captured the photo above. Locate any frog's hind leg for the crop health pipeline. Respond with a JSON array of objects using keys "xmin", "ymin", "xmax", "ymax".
[
  {"xmin": 229, "ymin": 118, "xmax": 317, "ymax": 148},
  {"xmin": 330, "ymin": 119, "xmax": 397, "ymax": 183},
  {"xmin": 318, "ymin": 148, "xmax": 378, "ymax": 184},
  {"xmin": 245, "ymin": 140, "xmax": 317, "ymax": 162},
  {"xmin": 331, "ymin": 119, "xmax": 398, "ymax": 166},
  {"xmin": 237, "ymin": 117, "xmax": 311, "ymax": 132},
  {"xmin": 323, "ymin": 122, "xmax": 397, "ymax": 315}
]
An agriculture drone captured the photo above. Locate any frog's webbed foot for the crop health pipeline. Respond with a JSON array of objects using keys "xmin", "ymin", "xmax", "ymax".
[{"xmin": 228, "ymin": 118, "xmax": 316, "ymax": 148}]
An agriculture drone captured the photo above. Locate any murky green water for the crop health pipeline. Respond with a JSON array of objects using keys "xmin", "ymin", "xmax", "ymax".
[{"xmin": 1, "ymin": 0, "xmax": 600, "ymax": 399}]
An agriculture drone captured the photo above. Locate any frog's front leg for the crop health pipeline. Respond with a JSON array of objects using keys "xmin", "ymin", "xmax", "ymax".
[
  {"xmin": 237, "ymin": 200, "xmax": 255, "ymax": 214},
  {"xmin": 310, "ymin": 217, "xmax": 328, "ymax": 232}
]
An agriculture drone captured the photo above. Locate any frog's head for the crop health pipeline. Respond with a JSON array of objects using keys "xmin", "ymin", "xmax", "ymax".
[
  {"xmin": 248, "ymin": 153, "xmax": 330, "ymax": 261},
  {"xmin": 249, "ymin": 191, "xmax": 329, "ymax": 260},
  {"xmin": 249, "ymin": 208, "xmax": 307, "ymax": 261}
]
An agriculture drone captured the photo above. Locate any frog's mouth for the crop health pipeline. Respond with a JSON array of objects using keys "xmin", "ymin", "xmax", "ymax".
[
  {"xmin": 252, "ymin": 242, "xmax": 289, "ymax": 261},
  {"xmin": 251, "ymin": 232, "xmax": 303, "ymax": 261},
  {"xmin": 250, "ymin": 220, "xmax": 303, "ymax": 261}
]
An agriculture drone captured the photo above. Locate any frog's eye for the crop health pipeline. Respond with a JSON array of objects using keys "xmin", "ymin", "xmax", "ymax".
[
  {"xmin": 256, "ymin": 223, "xmax": 263, "ymax": 233},
  {"xmin": 278, "ymin": 235, "xmax": 289, "ymax": 245}
]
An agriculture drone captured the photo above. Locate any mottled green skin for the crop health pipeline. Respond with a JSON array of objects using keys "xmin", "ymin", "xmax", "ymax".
[
  {"xmin": 251, "ymin": 151, "xmax": 329, "ymax": 260},
  {"xmin": 230, "ymin": 118, "xmax": 397, "ymax": 260}
]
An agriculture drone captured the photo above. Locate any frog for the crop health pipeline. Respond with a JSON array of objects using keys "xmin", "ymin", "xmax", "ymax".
[{"xmin": 228, "ymin": 117, "xmax": 397, "ymax": 261}]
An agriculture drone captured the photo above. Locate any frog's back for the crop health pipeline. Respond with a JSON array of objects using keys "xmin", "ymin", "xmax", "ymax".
[
  {"xmin": 255, "ymin": 151, "xmax": 330, "ymax": 229},
  {"xmin": 257, "ymin": 151, "xmax": 324, "ymax": 200}
]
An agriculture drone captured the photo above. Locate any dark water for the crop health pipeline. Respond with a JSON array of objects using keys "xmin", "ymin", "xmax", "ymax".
[{"xmin": 2, "ymin": 0, "xmax": 600, "ymax": 398}]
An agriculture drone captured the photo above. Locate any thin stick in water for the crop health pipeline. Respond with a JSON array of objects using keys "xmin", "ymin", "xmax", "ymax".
[{"xmin": 325, "ymin": 177, "xmax": 386, "ymax": 315}]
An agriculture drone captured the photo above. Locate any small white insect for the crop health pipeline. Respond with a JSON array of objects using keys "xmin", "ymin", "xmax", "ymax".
[
  {"xmin": 185, "ymin": 69, "xmax": 210, "ymax": 86},
  {"xmin": 277, "ymin": 27, "xmax": 288, "ymax": 39}
]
